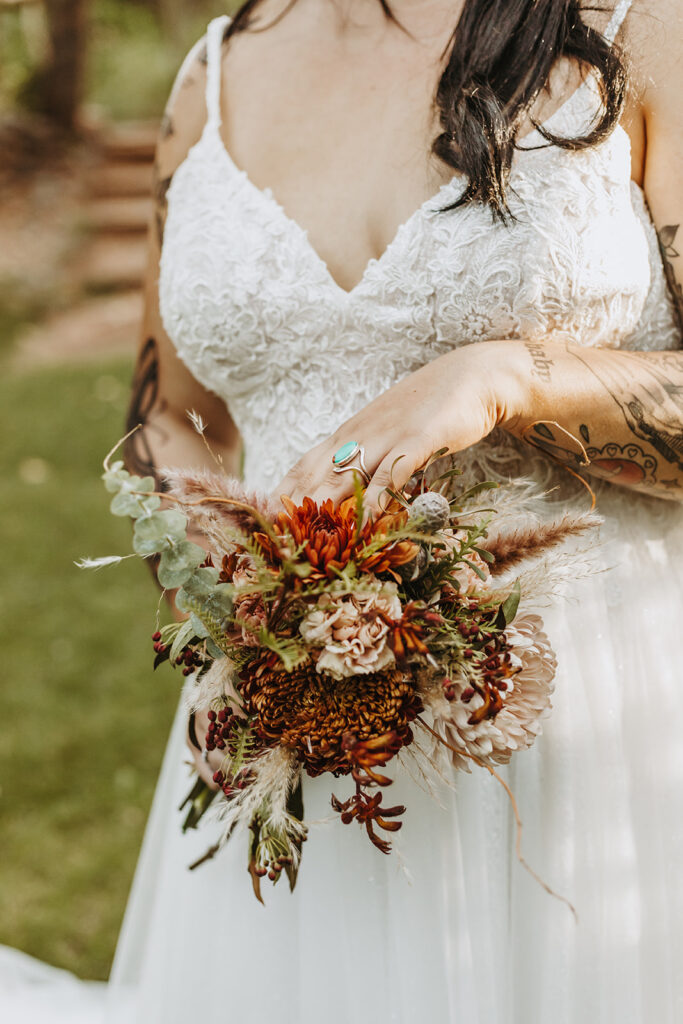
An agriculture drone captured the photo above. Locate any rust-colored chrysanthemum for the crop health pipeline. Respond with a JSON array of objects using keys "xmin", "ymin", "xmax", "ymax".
[
  {"xmin": 253, "ymin": 495, "xmax": 417, "ymax": 581},
  {"xmin": 240, "ymin": 654, "xmax": 422, "ymax": 776}
]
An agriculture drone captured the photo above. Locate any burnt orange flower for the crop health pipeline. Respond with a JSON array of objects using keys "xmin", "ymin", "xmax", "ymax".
[
  {"xmin": 240, "ymin": 654, "xmax": 422, "ymax": 776},
  {"xmin": 253, "ymin": 495, "xmax": 418, "ymax": 581},
  {"xmin": 386, "ymin": 602, "xmax": 444, "ymax": 668}
]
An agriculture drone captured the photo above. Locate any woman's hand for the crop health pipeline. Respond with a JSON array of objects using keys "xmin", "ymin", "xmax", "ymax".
[{"xmin": 276, "ymin": 340, "xmax": 526, "ymax": 513}]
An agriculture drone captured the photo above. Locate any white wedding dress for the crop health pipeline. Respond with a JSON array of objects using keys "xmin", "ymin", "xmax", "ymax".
[{"xmin": 3, "ymin": 2, "xmax": 683, "ymax": 1021}]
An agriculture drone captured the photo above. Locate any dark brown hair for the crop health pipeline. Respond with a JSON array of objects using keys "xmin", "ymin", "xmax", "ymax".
[{"xmin": 224, "ymin": 1, "xmax": 627, "ymax": 219}]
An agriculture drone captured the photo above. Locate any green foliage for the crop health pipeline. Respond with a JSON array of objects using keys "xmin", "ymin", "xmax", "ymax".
[
  {"xmin": 0, "ymin": 0, "xmax": 233, "ymax": 121},
  {"xmin": 85, "ymin": 0, "xmax": 234, "ymax": 120},
  {"xmin": 0, "ymin": 359, "xmax": 177, "ymax": 980},
  {"xmin": 499, "ymin": 580, "xmax": 522, "ymax": 625}
]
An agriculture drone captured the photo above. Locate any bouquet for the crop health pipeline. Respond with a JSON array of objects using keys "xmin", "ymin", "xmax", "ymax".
[{"xmin": 90, "ymin": 440, "xmax": 598, "ymax": 902}]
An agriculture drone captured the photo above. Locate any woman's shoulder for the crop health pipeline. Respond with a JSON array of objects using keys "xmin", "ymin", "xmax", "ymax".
[
  {"xmin": 622, "ymin": 1, "xmax": 683, "ymax": 121},
  {"xmin": 155, "ymin": 18, "xmax": 230, "ymax": 180}
]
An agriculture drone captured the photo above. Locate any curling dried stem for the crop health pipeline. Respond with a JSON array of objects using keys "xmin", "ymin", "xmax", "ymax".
[
  {"xmin": 103, "ymin": 424, "xmax": 141, "ymax": 472},
  {"xmin": 521, "ymin": 420, "xmax": 597, "ymax": 512},
  {"xmin": 418, "ymin": 717, "xmax": 578, "ymax": 922}
]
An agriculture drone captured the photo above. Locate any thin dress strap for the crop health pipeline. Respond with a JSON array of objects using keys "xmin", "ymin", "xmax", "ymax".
[
  {"xmin": 205, "ymin": 15, "xmax": 232, "ymax": 128},
  {"xmin": 604, "ymin": 0, "xmax": 633, "ymax": 44}
]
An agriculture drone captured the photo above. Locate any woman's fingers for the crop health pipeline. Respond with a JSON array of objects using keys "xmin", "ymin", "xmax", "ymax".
[
  {"xmin": 278, "ymin": 438, "xmax": 384, "ymax": 506},
  {"xmin": 278, "ymin": 437, "xmax": 431, "ymax": 518},
  {"xmin": 362, "ymin": 445, "xmax": 424, "ymax": 515}
]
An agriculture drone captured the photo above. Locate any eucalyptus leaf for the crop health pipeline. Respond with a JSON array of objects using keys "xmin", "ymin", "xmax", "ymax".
[
  {"xmin": 181, "ymin": 566, "xmax": 220, "ymax": 600},
  {"xmin": 158, "ymin": 541, "xmax": 206, "ymax": 589},
  {"xmin": 133, "ymin": 509, "xmax": 188, "ymax": 555},
  {"xmin": 202, "ymin": 584, "xmax": 234, "ymax": 622},
  {"xmin": 103, "ymin": 463, "xmax": 128, "ymax": 493},
  {"xmin": 110, "ymin": 490, "xmax": 160, "ymax": 518}
]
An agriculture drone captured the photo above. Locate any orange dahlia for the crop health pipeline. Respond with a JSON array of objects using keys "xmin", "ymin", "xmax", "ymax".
[
  {"xmin": 240, "ymin": 653, "xmax": 422, "ymax": 776},
  {"xmin": 253, "ymin": 495, "xmax": 418, "ymax": 581}
]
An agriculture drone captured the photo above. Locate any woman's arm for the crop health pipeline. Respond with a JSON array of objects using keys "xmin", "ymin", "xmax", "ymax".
[
  {"xmin": 507, "ymin": 0, "xmax": 683, "ymax": 500},
  {"xmin": 123, "ymin": 46, "xmax": 241, "ymax": 784},
  {"xmin": 124, "ymin": 40, "xmax": 241, "ymax": 492},
  {"xmin": 277, "ymin": 2, "xmax": 683, "ymax": 510},
  {"xmin": 504, "ymin": 343, "xmax": 683, "ymax": 500}
]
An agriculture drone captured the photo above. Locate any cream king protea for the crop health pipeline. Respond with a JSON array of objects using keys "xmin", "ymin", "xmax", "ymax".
[{"xmin": 87, "ymin": 437, "xmax": 600, "ymax": 905}]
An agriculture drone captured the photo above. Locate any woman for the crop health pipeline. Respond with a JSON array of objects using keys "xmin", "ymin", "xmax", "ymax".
[{"xmin": 3, "ymin": 0, "xmax": 682, "ymax": 1021}]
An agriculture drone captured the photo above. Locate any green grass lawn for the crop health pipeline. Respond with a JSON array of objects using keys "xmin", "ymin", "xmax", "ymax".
[{"xmin": 0, "ymin": 358, "xmax": 177, "ymax": 980}]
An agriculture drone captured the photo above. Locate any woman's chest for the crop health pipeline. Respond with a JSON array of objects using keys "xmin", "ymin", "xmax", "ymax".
[{"xmin": 159, "ymin": 126, "xmax": 652, "ymax": 401}]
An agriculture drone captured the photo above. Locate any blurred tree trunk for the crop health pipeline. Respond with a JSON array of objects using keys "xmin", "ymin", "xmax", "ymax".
[
  {"xmin": 41, "ymin": 0, "xmax": 89, "ymax": 131},
  {"xmin": 157, "ymin": 0, "xmax": 184, "ymax": 45}
]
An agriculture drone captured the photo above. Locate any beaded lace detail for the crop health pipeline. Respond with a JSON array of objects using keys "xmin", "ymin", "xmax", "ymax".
[{"xmin": 159, "ymin": 3, "xmax": 680, "ymax": 496}]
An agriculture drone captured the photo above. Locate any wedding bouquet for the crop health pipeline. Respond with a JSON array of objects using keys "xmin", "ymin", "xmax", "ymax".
[{"xmin": 91, "ymin": 440, "xmax": 598, "ymax": 901}]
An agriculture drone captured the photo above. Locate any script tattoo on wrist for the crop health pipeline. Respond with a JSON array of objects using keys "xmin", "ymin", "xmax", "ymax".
[
  {"xmin": 657, "ymin": 225, "xmax": 683, "ymax": 338},
  {"xmin": 124, "ymin": 336, "xmax": 168, "ymax": 493},
  {"xmin": 524, "ymin": 339, "xmax": 554, "ymax": 383}
]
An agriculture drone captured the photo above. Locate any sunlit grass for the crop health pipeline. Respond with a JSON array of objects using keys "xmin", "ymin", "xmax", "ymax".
[{"xmin": 0, "ymin": 359, "xmax": 177, "ymax": 980}]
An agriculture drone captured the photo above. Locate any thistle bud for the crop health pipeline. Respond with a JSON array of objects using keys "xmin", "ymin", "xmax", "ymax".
[{"xmin": 407, "ymin": 491, "xmax": 451, "ymax": 533}]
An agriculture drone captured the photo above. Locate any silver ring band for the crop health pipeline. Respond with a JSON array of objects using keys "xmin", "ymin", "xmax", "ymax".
[{"xmin": 332, "ymin": 442, "xmax": 371, "ymax": 485}]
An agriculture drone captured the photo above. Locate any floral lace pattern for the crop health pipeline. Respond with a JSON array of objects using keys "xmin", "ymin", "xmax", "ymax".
[{"xmin": 159, "ymin": 8, "xmax": 680, "ymax": 498}]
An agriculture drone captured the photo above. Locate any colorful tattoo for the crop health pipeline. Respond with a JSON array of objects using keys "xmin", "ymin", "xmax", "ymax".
[{"xmin": 571, "ymin": 350, "xmax": 683, "ymax": 475}]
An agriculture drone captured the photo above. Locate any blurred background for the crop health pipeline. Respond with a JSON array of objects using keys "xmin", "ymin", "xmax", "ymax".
[{"xmin": 0, "ymin": 0, "xmax": 236, "ymax": 982}]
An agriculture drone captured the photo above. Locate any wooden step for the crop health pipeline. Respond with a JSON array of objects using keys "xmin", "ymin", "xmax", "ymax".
[
  {"xmin": 81, "ymin": 236, "xmax": 148, "ymax": 292},
  {"xmin": 86, "ymin": 196, "xmax": 153, "ymax": 234},
  {"xmin": 90, "ymin": 161, "xmax": 154, "ymax": 199}
]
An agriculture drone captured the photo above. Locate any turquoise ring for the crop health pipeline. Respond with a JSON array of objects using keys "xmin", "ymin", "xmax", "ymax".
[{"xmin": 332, "ymin": 441, "xmax": 371, "ymax": 485}]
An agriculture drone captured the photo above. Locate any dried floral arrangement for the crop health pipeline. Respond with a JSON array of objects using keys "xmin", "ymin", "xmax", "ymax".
[{"xmin": 87, "ymin": 436, "xmax": 599, "ymax": 902}]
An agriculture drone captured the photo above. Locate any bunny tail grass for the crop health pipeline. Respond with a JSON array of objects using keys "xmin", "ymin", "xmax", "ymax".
[{"xmin": 484, "ymin": 510, "xmax": 602, "ymax": 576}]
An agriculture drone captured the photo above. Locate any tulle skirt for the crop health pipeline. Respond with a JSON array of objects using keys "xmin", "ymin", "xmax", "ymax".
[{"xmin": 3, "ymin": 488, "xmax": 683, "ymax": 1023}]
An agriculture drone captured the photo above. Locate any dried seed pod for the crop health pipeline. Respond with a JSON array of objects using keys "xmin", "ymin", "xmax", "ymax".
[{"xmin": 407, "ymin": 491, "xmax": 451, "ymax": 533}]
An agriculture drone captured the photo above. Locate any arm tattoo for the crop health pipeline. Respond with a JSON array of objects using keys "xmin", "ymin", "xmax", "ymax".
[
  {"xmin": 153, "ymin": 160, "xmax": 172, "ymax": 250},
  {"xmin": 571, "ymin": 349, "xmax": 683, "ymax": 474},
  {"xmin": 657, "ymin": 225, "xmax": 683, "ymax": 338},
  {"xmin": 524, "ymin": 340, "xmax": 554, "ymax": 383},
  {"xmin": 123, "ymin": 336, "xmax": 168, "ymax": 492},
  {"xmin": 519, "ymin": 339, "xmax": 683, "ymax": 497},
  {"xmin": 525, "ymin": 422, "xmax": 661, "ymax": 488},
  {"xmin": 160, "ymin": 112, "xmax": 175, "ymax": 139}
]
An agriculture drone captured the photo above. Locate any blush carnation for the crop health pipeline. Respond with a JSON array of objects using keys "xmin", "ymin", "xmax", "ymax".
[{"xmin": 300, "ymin": 581, "xmax": 403, "ymax": 680}]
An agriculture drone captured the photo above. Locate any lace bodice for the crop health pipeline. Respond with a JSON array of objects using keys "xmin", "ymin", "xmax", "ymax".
[{"xmin": 159, "ymin": 1, "xmax": 680, "ymax": 494}]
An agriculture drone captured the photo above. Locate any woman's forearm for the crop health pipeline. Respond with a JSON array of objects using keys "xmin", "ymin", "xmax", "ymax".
[
  {"xmin": 502, "ymin": 340, "xmax": 683, "ymax": 501},
  {"xmin": 123, "ymin": 338, "xmax": 242, "ymax": 488}
]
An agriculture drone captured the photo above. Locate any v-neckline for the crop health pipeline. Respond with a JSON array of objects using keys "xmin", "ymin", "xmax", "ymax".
[{"xmin": 204, "ymin": 71, "xmax": 598, "ymax": 298}]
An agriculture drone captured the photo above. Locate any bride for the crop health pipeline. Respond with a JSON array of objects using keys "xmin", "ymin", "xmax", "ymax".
[{"xmin": 3, "ymin": 0, "xmax": 683, "ymax": 1020}]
